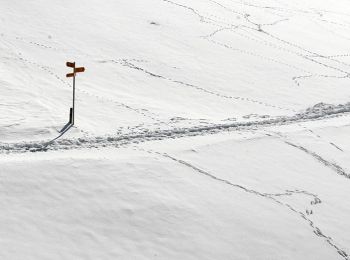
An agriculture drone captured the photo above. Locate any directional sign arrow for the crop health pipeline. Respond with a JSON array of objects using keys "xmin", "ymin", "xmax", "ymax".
[
  {"xmin": 66, "ymin": 73, "xmax": 75, "ymax": 78},
  {"xmin": 74, "ymin": 67, "xmax": 85, "ymax": 73},
  {"xmin": 66, "ymin": 62, "xmax": 75, "ymax": 68}
]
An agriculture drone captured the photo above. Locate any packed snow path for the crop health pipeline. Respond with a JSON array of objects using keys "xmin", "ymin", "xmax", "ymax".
[{"xmin": 1, "ymin": 102, "xmax": 350, "ymax": 154}]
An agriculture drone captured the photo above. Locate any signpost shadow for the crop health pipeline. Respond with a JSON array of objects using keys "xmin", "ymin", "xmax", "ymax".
[
  {"xmin": 45, "ymin": 123, "xmax": 73, "ymax": 146},
  {"xmin": 59, "ymin": 121, "xmax": 71, "ymax": 133}
]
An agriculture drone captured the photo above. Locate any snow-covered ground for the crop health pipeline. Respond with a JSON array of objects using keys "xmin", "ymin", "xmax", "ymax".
[{"xmin": 1, "ymin": 0, "xmax": 350, "ymax": 259}]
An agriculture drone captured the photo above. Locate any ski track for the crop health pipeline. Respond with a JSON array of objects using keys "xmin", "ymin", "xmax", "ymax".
[
  {"xmin": 140, "ymin": 148, "xmax": 349, "ymax": 260},
  {"xmin": 113, "ymin": 59, "xmax": 295, "ymax": 112},
  {"xmin": 302, "ymin": 126, "xmax": 344, "ymax": 152},
  {"xmin": 1, "ymin": 102, "xmax": 350, "ymax": 154},
  {"xmin": 264, "ymin": 129, "xmax": 349, "ymax": 180},
  {"xmin": 203, "ymin": 26, "xmax": 350, "ymax": 87},
  {"xmin": 284, "ymin": 140, "xmax": 350, "ymax": 180},
  {"xmin": 164, "ymin": 0, "xmax": 350, "ymax": 89}
]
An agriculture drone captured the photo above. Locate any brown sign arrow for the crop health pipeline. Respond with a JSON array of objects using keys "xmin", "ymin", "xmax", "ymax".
[
  {"xmin": 66, "ymin": 62, "xmax": 75, "ymax": 68},
  {"xmin": 66, "ymin": 73, "xmax": 75, "ymax": 78},
  {"xmin": 74, "ymin": 67, "xmax": 85, "ymax": 73}
]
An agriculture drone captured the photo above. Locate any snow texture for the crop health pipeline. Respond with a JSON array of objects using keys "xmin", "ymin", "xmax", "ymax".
[{"xmin": 1, "ymin": 0, "xmax": 350, "ymax": 259}]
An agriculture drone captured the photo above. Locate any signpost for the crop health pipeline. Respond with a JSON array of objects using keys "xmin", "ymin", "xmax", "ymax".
[{"xmin": 66, "ymin": 62, "xmax": 85, "ymax": 125}]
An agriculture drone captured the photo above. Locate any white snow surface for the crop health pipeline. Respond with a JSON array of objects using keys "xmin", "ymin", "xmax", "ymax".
[{"xmin": 1, "ymin": 0, "xmax": 350, "ymax": 259}]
